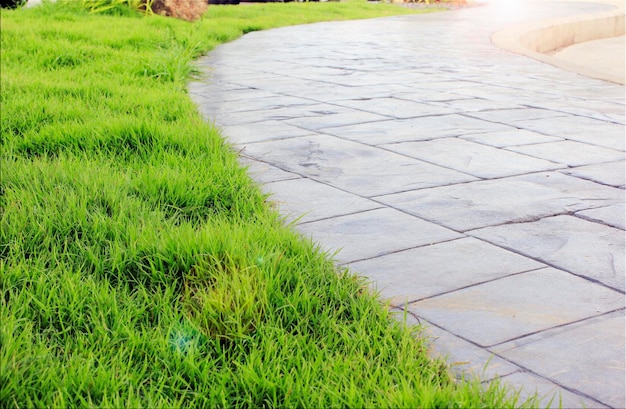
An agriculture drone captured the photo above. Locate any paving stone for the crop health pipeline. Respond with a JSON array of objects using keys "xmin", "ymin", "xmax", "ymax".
[
  {"xmin": 322, "ymin": 114, "xmax": 514, "ymax": 145},
  {"xmin": 237, "ymin": 156, "xmax": 300, "ymax": 185},
  {"xmin": 493, "ymin": 312, "xmax": 625, "ymax": 409},
  {"xmin": 407, "ymin": 267, "xmax": 625, "ymax": 347},
  {"xmin": 561, "ymin": 160, "xmax": 626, "ymax": 188},
  {"xmin": 576, "ymin": 203, "xmax": 626, "ymax": 230},
  {"xmin": 497, "ymin": 371, "xmax": 608, "ymax": 409},
  {"xmin": 392, "ymin": 313, "xmax": 524, "ymax": 382},
  {"xmin": 296, "ymin": 208, "xmax": 461, "ymax": 264},
  {"xmin": 331, "ymin": 97, "xmax": 455, "ymax": 119},
  {"xmin": 219, "ymin": 121, "xmax": 313, "ymax": 144},
  {"xmin": 465, "ymin": 107, "xmax": 568, "ymax": 123},
  {"xmin": 261, "ymin": 178, "xmax": 381, "ymax": 225},
  {"xmin": 376, "ymin": 172, "xmax": 623, "ymax": 231},
  {"xmin": 206, "ymin": 95, "xmax": 317, "ymax": 116},
  {"xmin": 384, "ymin": 138, "xmax": 563, "ymax": 178},
  {"xmin": 210, "ymin": 103, "xmax": 360, "ymax": 127},
  {"xmin": 513, "ymin": 116, "xmax": 625, "ymax": 151},
  {"xmin": 470, "ymin": 215, "xmax": 625, "ymax": 291},
  {"xmin": 461, "ymin": 129, "xmax": 563, "ymax": 147},
  {"xmin": 506, "ymin": 140, "xmax": 624, "ymax": 167},
  {"xmin": 281, "ymin": 109, "xmax": 391, "ymax": 131},
  {"xmin": 349, "ymin": 237, "xmax": 544, "ymax": 303},
  {"xmin": 240, "ymin": 134, "xmax": 477, "ymax": 197}
]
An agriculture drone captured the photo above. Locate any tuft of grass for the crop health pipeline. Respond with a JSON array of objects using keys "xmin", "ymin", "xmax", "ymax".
[{"xmin": 1, "ymin": 2, "xmax": 540, "ymax": 408}]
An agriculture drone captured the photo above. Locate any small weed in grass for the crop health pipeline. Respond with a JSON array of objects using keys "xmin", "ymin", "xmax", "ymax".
[{"xmin": 1, "ymin": 2, "xmax": 540, "ymax": 407}]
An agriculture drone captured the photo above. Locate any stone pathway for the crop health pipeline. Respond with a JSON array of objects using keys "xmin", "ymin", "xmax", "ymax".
[{"xmin": 189, "ymin": 1, "xmax": 625, "ymax": 407}]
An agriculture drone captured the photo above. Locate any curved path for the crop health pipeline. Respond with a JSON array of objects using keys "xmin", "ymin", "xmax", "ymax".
[{"xmin": 190, "ymin": 1, "xmax": 625, "ymax": 407}]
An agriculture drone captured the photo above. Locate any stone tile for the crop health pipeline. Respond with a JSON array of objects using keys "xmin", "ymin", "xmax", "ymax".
[
  {"xmin": 349, "ymin": 237, "xmax": 544, "ymax": 303},
  {"xmin": 392, "ymin": 90, "xmax": 470, "ymax": 103},
  {"xmin": 494, "ymin": 312, "xmax": 625, "ymax": 409},
  {"xmin": 261, "ymin": 178, "xmax": 381, "ymax": 225},
  {"xmin": 219, "ymin": 121, "xmax": 313, "ymax": 144},
  {"xmin": 461, "ymin": 129, "xmax": 563, "ymax": 147},
  {"xmin": 282, "ymin": 109, "xmax": 390, "ymax": 131},
  {"xmin": 296, "ymin": 208, "xmax": 461, "ymax": 264},
  {"xmin": 240, "ymin": 134, "xmax": 477, "ymax": 197},
  {"xmin": 470, "ymin": 215, "xmax": 625, "ymax": 291},
  {"xmin": 561, "ymin": 160, "xmax": 626, "ymax": 188},
  {"xmin": 411, "ymin": 318, "xmax": 523, "ymax": 382},
  {"xmin": 322, "ymin": 114, "xmax": 514, "ymax": 145},
  {"xmin": 497, "ymin": 371, "xmax": 608, "ymax": 409},
  {"xmin": 304, "ymin": 84, "xmax": 413, "ymax": 103},
  {"xmin": 423, "ymin": 97, "xmax": 513, "ymax": 112},
  {"xmin": 576, "ymin": 203, "xmax": 626, "ymax": 230},
  {"xmin": 211, "ymin": 103, "xmax": 360, "ymax": 127},
  {"xmin": 384, "ymin": 138, "xmax": 563, "ymax": 178},
  {"xmin": 513, "ymin": 116, "xmax": 625, "ymax": 151},
  {"xmin": 506, "ymin": 141, "xmax": 624, "ymax": 167},
  {"xmin": 465, "ymin": 108, "xmax": 568, "ymax": 123},
  {"xmin": 206, "ymin": 95, "xmax": 317, "ymax": 116},
  {"xmin": 331, "ymin": 97, "xmax": 455, "ymax": 119},
  {"xmin": 407, "ymin": 268, "xmax": 625, "ymax": 347},
  {"xmin": 376, "ymin": 172, "xmax": 623, "ymax": 231},
  {"xmin": 237, "ymin": 156, "xmax": 300, "ymax": 185}
]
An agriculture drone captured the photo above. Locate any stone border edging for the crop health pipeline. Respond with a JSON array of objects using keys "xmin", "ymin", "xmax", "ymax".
[{"xmin": 491, "ymin": 5, "xmax": 625, "ymax": 84}]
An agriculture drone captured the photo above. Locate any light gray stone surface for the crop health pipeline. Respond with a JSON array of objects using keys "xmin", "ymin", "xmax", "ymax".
[
  {"xmin": 494, "ymin": 312, "xmax": 625, "ymax": 409},
  {"xmin": 192, "ymin": 1, "xmax": 626, "ymax": 405},
  {"xmin": 323, "ymin": 114, "xmax": 514, "ymax": 145},
  {"xmin": 261, "ymin": 177, "xmax": 381, "ymax": 225},
  {"xmin": 376, "ymin": 172, "xmax": 623, "ymax": 231},
  {"xmin": 383, "ymin": 138, "xmax": 563, "ymax": 178},
  {"xmin": 561, "ymin": 160, "xmax": 626, "ymax": 188},
  {"xmin": 497, "ymin": 371, "xmax": 609, "ymax": 409},
  {"xmin": 349, "ymin": 237, "xmax": 544, "ymax": 303},
  {"xmin": 460, "ymin": 129, "xmax": 563, "ymax": 147},
  {"xmin": 296, "ymin": 207, "xmax": 462, "ymax": 264},
  {"xmin": 506, "ymin": 140, "xmax": 624, "ymax": 167},
  {"xmin": 407, "ymin": 268, "xmax": 624, "ymax": 347},
  {"xmin": 470, "ymin": 215, "xmax": 625, "ymax": 291},
  {"xmin": 240, "ymin": 134, "xmax": 478, "ymax": 197},
  {"xmin": 576, "ymin": 203, "xmax": 626, "ymax": 230}
]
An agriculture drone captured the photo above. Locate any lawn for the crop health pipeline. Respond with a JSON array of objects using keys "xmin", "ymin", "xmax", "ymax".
[{"xmin": 1, "ymin": 1, "xmax": 536, "ymax": 407}]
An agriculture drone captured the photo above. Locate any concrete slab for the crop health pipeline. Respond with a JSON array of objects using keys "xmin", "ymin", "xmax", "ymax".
[
  {"xmin": 465, "ymin": 107, "xmax": 569, "ymax": 123},
  {"xmin": 506, "ymin": 140, "xmax": 624, "ymax": 166},
  {"xmin": 332, "ymin": 97, "xmax": 455, "ymax": 119},
  {"xmin": 512, "ymin": 115, "xmax": 626, "ymax": 151},
  {"xmin": 560, "ymin": 160, "xmax": 626, "ymax": 188},
  {"xmin": 376, "ymin": 172, "xmax": 624, "ymax": 232},
  {"xmin": 470, "ymin": 215, "xmax": 625, "ymax": 291},
  {"xmin": 460, "ymin": 129, "xmax": 563, "ymax": 148},
  {"xmin": 407, "ymin": 267, "xmax": 625, "ymax": 347},
  {"xmin": 349, "ymin": 237, "xmax": 544, "ymax": 304},
  {"xmin": 575, "ymin": 203, "xmax": 626, "ymax": 230},
  {"xmin": 237, "ymin": 156, "xmax": 300, "ymax": 185},
  {"xmin": 261, "ymin": 178, "xmax": 381, "ymax": 225},
  {"xmin": 240, "ymin": 134, "xmax": 478, "ymax": 197},
  {"xmin": 497, "ymin": 371, "xmax": 609, "ymax": 409},
  {"xmin": 220, "ymin": 121, "xmax": 313, "ymax": 144},
  {"xmin": 383, "ymin": 138, "xmax": 563, "ymax": 178},
  {"xmin": 494, "ymin": 312, "xmax": 626, "ymax": 409},
  {"xmin": 392, "ymin": 311, "xmax": 523, "ymax": 382},
  {"xmin": 322, "ymin": 114, "xmax": 514, "ymax": 145},
  {"xmin": 295, "ymin": 207, "xmax": 461, "ymax": 264}
]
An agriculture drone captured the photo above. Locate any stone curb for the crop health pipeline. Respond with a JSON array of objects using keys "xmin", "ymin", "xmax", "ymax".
[{"xmin": 491, "ymin": 2, "xmax": 625, "ymax": 84}]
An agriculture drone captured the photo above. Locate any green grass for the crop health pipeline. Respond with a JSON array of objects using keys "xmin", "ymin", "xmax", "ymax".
[{"xmin": 1, "ymin": 2, "xmax": 537, "ymax": 407}]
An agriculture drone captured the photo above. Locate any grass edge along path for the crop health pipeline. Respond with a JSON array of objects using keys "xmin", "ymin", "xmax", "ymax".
[{"xmin": 1, "ymin": 2, "xmax": 539, "ymax": 407}]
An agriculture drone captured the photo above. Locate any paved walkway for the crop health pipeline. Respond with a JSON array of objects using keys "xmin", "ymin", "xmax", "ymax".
[{"xmin": 190, "ymin": 1, "xmax": 625, "ymax": 407}]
